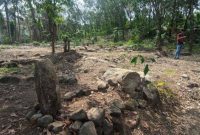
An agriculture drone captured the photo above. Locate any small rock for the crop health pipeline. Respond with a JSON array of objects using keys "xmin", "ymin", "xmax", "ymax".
[
  {"xmin": 30, "ymin": 113, "xmax": 43, "ymax": 124},
  {"xmin": 64, "ymin": 91, "xmax": 77, "ymax": 101},
  {"xmin": 79, "ymin": 121, "xmax": 97, "ymax": 135},
  {"xmin": 26, "ymin": 110, "xmax": 36, "ymax": 121},
  {"xmin": 75, "ymin": 89, "xmax": 91, "ymax": 97},
  {"xmin": 103, "ymin": 119, "xmax": 113, "ymax": 135},
  {"xmin": 97, "ymin": 80, "xmax": 109, "ymax": 92},
  {"xmin": 181, "ymin": 74, "xmax": 190, "ymax": 80},
  {"xmin": 143, "ymin": 85, "xmax": 161, "ymax": 106},
  {"xmin": 138, "ymin": 99, "xmax": 147, "ymax": 108},
  {"xmin": 108, "ymin": 105, "xmax": 122, "ymax": 117},
  {"xmin": 187, "ymin": 83, "xmax": 199, "ymax": 88},
  {"xmin": 59, "ymin": 74, "xmax": 77, "ymax": 85},
  {"xmin": 69, "ymin": 109, "xmax": 88, "ymax": 121},
  {"xmin": 37, "ymin": 115, "xmax": 53, "ymax": 128},
  {"xmin": 48, "ymin": 121, "xmax": 65, "ymax": 133},
  {"xmin": 83, "ymin": 69, "xmax": 89, "ymax": 73},
  {"xmin": 69, "ymin": 121, "xmax": 82, "ymax": 132},
  {"xmin": 124, "ymin": 99, "xmax": 138, "ymax": 111},
  {"xmin": 109, "ymin": 99, "xmax": 125, "ymax": 111},
  {"xmin": 87, "ymin": 107, "xmax": 105, "ymax": 126}
]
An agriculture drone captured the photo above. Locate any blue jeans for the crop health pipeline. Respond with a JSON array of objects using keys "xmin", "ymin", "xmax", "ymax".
[{"xmin": 175, "ymin": 44, "xmax": 183, "ymax": 59}]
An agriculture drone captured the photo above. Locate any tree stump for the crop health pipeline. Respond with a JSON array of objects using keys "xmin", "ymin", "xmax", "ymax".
[{"xmin": 35, "ymin": 59, "xmax": 61, "ymax": 117}]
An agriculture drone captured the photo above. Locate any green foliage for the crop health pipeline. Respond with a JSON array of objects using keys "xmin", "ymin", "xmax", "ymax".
[
  {"xmin": 131, "ymin": 55, "xmax": 152, "ymax": 76},
  {"xmin": 0, "ymin": 67, "xmax": 20, "ymax": 75},
  {"xmin": 33, "ymin": 41, "xmax": 40, "ymax": 46}
]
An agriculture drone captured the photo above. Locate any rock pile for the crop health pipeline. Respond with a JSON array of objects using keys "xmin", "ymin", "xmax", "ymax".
[{"xmin": 26, "ymin": 61, "xmax": 161, "ymax": 134}]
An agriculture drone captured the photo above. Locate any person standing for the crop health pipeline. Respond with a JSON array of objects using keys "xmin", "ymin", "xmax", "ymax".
[{"xmin": 175, "ymin": 30, "xmax": 186, "ymax": 59}]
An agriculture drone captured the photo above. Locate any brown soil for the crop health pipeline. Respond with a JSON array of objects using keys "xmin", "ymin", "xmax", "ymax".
[{"xmin": 0, "ymin": 45, "xmax": 199, "ymax": 135}]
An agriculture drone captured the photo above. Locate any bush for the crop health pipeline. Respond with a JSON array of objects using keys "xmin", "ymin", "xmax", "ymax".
[{"xmin": 33, "ymin": 41, "xmax": 41, "ymax": 46}]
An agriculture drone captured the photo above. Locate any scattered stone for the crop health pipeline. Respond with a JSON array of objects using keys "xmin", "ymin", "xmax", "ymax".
[
  {"xmin": 26, "ymin": 110, "xmax": 36, "ymax": 121},
  {"xmin": 48, "ymin": 121, "xmax": 65, "ymax": 133},
  {"xmin": 187, "ymin": 83, "xmax": 199, "ymax": 89},
  {"xmin": 69, "ymin": 121, "xmax": 82, "ymax": 132},
  {"xmin": 109, "ymin": 99, "xmax": 125, "ymax": 111},
  {"xmin": 97, "ymin": 80, "xmax": 109, "ymax": 92},
  {"xmin": 181, "ymin": 74, "xmax": 190, "ymax": 80},
  {"xmin": 124, "ymin": 99, "xmax": 138, "ymax": 111},
  {"xmin": 79, "ymin": 121, "xmax": 97, "ymax": 135},
  {"xmin": 138, "ymin": 99, "xmax": 147, "ymax": 108},
  {"xmin": 0, "ymin": 76, "xmax": 21, "ymax": 84},
  {"xmin": 87, "ymin": 107, "xmax": 105, "ymax": 126},
  {"xmin": 64, "ymin": 89, "xmax": 91, "ymax": 101},
  {"xmin": 64, "ymin": 91, "xmax": 77, "ymax": 101},
  {"xmin": 37, "ymin": 115, "xmax": 53, "ymax": 128},
  {"xmin": 143, "ymin": 84, "xmax": 161, "ymax": 106},
  {"xmin": 103, "ymin": 68, "xmax": 141, "ymax": 96},
  {"xmin": 103, "ymin": 119, "xmax": 114, "ymax": 135},
  {"xmin": 69, "ymin": 109, "xmax": 88, "ymax": 121},
  {"xmin": 83, "ymin": 69, "xmax": 89, "ymax": 73},
  {"xmin": 59, "ymin": 74, "xmax": 77, "ymax": 85},
  {"xmin": 35, "ymin": 59, "xmax": 61, "ymax": 116},
  {"xmin": 108, "ymin": 105, "xmax": 122, "ymax": 117},
  {"xmin": 30, "ymin": 113, "xmax": 43, "ymax": 124}
]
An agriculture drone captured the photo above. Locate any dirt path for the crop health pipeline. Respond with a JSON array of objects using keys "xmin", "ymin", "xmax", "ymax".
[{"xmin": 0, "ymin": 45, "xmax": 199, "ymax": 135}]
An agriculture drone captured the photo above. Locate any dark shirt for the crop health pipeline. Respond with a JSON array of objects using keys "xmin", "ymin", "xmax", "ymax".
[{"xmin": 177, "ymin": 33, "xmax": 185, "ymax": 45}]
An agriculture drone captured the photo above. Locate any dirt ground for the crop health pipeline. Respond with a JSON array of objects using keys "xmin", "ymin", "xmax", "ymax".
[{"xmin": 0, "ymin": 45, "xmax": 199, "ymax": 135}]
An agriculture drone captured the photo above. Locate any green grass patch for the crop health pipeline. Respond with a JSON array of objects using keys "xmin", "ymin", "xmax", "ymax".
[
  {"xmin": 151, "ymin": 81, "xmax": 175, "ymax": 98},
  {"xmin": 163, "ymin": 69, "xmax": 176, "ymax": 76},
  {"xmin": 0, "ymin": 67, "xmax": 21, "ymax": 75}
]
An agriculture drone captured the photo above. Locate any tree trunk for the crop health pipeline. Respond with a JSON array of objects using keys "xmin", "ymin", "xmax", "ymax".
[
  {"xmin": 4, "ymin": 0, "xmax": 12, "ymax": 42},
  {"xmin": 27, "ymin": 0, "xmax": 38, "ymax": 41}
]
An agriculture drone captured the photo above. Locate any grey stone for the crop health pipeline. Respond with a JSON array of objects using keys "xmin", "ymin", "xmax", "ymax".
[
  {"xmin": 103, "ymin": 68, "xmax": 141, "ymax": 96},
  {"xmin": 69, "ymin": 109, "xmax": 88, "ymax": 121},
  {"xmin": 87, "ymin": 107, "xmax": 105, "ymax": 126},
  {"xmin": 48, "ymin": 121, "xmax": 65, "ymax": 133},
  {"xmin": 108, "ymin": 105, "xmax": 122, "ymax": 117},
  {"xmin": 103, "ymin": 119, "xmax": 114, "ymax": 135},
  {"xmin": 37, "ymin": 115, "xmax": 54, "ymax": 128},
  {"xmin": 59, "ymin": 74, "xmax": 77, "ymax": 85},
  {"xmin": 124, "ymin": 99, "xmax": 138, "ymax": 111},
  {"xmin": 143, "ymin": 84, "xmax": 161, "ymax": 106},
  {"xmin": 26, "ymin": 110, "xmax": 36, "ymax": 121},
  {"xmin": 69, "ymin": 121, "xmax": 83, "ymax": 132},
  {"xmin": 64, "ymin": 91, "xmax": 77, "ymax": 101},
  {"xmin": 109, "ymin": 99, "xmax": 125, "ymax": 111},
  {"xmin": 97, "ymin": 80, "xmax": 109, "ymax": 92},
  {"xmin": 30, "ymin": 113, "xmax": 43, "ymax": 124},
  {"xmin": 79, "ymin": 121, "xmax": 97, "ymax": 135},
  {"xmin": 35, "ymin": 59, "xmax": 61, "ymax": 116}
]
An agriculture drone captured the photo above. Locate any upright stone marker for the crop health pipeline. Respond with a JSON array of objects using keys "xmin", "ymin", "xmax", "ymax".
[{"xmin": 35, "ymin": 59, "xmax": 61, "ymax": 117}]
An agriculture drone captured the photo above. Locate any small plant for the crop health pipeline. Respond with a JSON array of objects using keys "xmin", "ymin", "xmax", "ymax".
[{"xmin": 131, "ymin": 55, "xmax": 156, "ymax": 76}]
